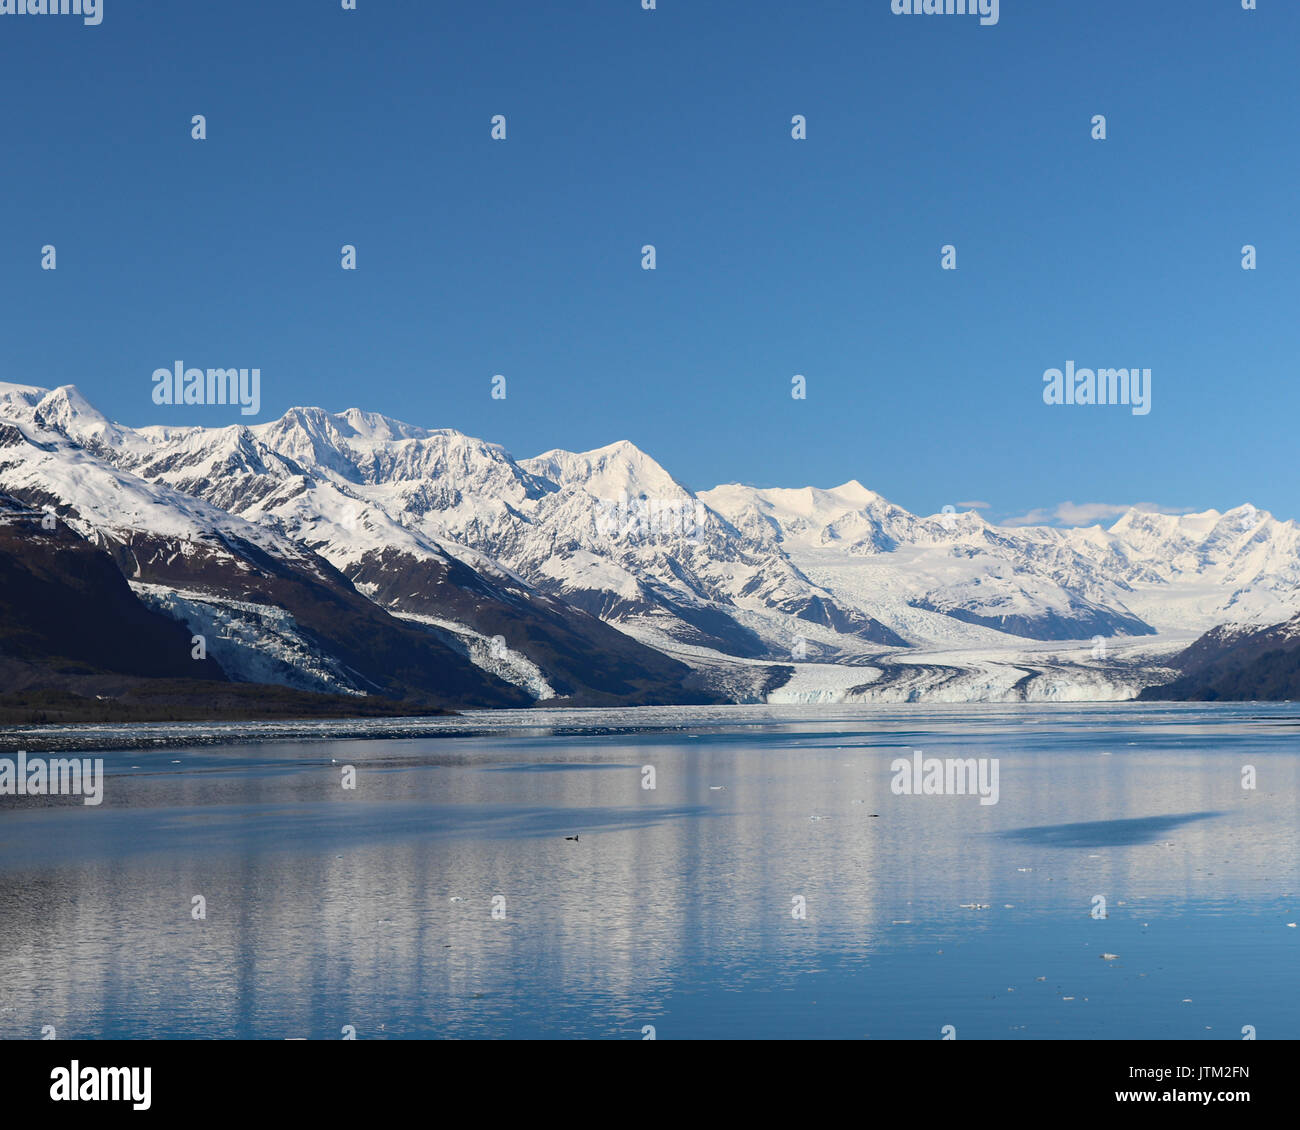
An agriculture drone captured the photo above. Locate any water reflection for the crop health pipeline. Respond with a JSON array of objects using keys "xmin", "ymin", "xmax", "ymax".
[
  {"xmin": 1002, "ymin": 811, "xmax": 1224, "ymax": 847},
  {"xmin": 1, "ymin": 704, "xmax": 1297, "ymax": 1039}
]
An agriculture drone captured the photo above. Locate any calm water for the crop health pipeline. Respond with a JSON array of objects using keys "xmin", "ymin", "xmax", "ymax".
[{"xmin": 1, "ymin": 703, "xmax": 1297, "ymax": 1040}]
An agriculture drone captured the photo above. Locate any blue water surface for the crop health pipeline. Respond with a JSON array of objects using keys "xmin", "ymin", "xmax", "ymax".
[{"xmin": 0, "ymin": 703, "xmax": 1296, "ymax": 1040}]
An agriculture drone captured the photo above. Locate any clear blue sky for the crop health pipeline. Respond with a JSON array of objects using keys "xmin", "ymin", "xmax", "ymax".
[{"xmin": 1, "ymin": 0, "xmax": 1295, "ymax": 525}]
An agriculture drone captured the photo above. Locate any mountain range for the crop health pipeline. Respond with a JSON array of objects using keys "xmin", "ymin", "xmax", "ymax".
[{"xmin": 4, "ymin": 380, "xmax": 1300, "ymax": 715}]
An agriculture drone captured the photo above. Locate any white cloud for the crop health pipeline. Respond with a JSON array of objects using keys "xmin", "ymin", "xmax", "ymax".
[
  {"xmin": 1000, "ymin": 501, "xmax": 1198, "ymax": 528},
  {"xmin": 955, "ymin": 500, "xmax": 991, "ymax": 510}
]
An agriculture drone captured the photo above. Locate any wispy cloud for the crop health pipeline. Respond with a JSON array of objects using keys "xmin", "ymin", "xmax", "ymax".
[
  {"xmin": 1001, "ymin": 501, "xmax": 1198, "ymax": 528},
  {"xmin": 955, "ymin": 500, "xmax": 991, "ymax": 510}
]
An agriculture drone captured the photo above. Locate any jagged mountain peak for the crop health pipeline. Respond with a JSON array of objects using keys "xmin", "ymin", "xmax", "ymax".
[
  {"xmin": 0, "ymin": 382, "xmax": 143, "ymax": 455},
  {"xmin": 334, "ymin": 406, "xmax": 433, "ymax": 441},
  {"xmin": 37, "ymin": 382, "xmax": 104, "ymax": 416},
  {"xmin": 7, "ymin": 378, "xmax": 1300, "ymax": 689},
  {"xmin": 1109, "ymin": 506, "xmax": 1224, "ymax": 537},
  {"xmin": 1107, "ymin": 504, "xmax": 1292, "ymax": 548},
  {"xmin": 0, "ymin": 380, "xmax": 50, "ymax": 409},
  {"xmin": 253, "ymin": 407, "xmax": 534, "ymax": 489},
  {"xmin": 829, "ymin": 479, "xmax": 887, "ymax": 505},
  {"xmin": 1, "ymin": 381, "xmax": 104, "ymax": 428},
  {"xmin": 707, "ymin": 473, "xmax": 909, "ymax": 530},
  {"xmin": 522, "ymin": 439, "xmax": 690, "ymax": 500},
  {"xmin": 265, "ymin": 404, "xmax": 444, "ymax": 445}
]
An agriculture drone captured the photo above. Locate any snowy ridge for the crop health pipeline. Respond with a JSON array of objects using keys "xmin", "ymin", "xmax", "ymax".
[{"xmin": 4, "ymin": 379, "xmax": 1298, "ymax": 704}]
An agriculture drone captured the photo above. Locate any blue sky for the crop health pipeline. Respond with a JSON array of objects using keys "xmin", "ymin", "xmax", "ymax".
[{"xmin": 1, "ymin": 0, "xmax": 1295, "ymax": 525}]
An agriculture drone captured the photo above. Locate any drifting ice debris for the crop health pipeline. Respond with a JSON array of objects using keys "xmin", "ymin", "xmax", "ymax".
[
  {"xmin": 448, "ymin": 896, "xmax": 465, "ymax": 902},
  {"xmin": 709, "ymin": 786, "xmax": 725, "ymax": 791},
  {"xmin": 1100, "ymin": 953, "xmax": 1120, "ymax": 960},
  {"xmin": 959, "ymin": 903, "xmax": 990, "ymax": 909}
]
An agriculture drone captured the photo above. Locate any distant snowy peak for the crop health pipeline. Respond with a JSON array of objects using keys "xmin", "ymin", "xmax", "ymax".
[
  {"xmin": 1099, "ymin": 504, "xmax": 1300, "ymax": 587},
  {"xmin": 32, "ymin": 384, "xmax": 113, "ymax": 431},
  {"xmin": 700, "ymin": 479, "xmax": 982, "ymax": 553},
  {"xmin": 703, "ymin": 479, "xmax": 889, "ymax": 521},
  {"xmin": 332, "ymin": 407, "xmax": 434, "ymax": 442},
  {"xmin": 5, "ymin": 379, "xmax": 1300, "ymax": 667},
  {"xmin": 522, "ymin": 440, "xmax": 692, "ymax": 501},
  {"xmin": 0, "ymin": 381, "xmax": 49, "ymax": 418},
  {"xmin": 0, "ymin": 411, "xmax": 301, "ymax": 559},
  {"xmin": 252, "ymin": 409, "xmax": 554, "ymax": 507},
  {"xmin": 1107, "ymin": 506, "xmax": 1232, "ymax": 553},
  {"xmin": 0, "ymin": 382, "xmax": 136, "ymax": 454},
  {"xmin": 1104, "ymin": 504, "xmax": 1291, "ymax": 547}
]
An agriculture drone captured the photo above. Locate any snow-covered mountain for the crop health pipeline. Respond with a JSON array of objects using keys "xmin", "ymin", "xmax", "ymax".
[
  {"xmin": 28, "ymin": 391, "xmax": 903, "ymax": 664},
  {"xmin": 700, "ymin": 481, "xmax": 1156, "ymax": 643},
  {"xmin": 5, "ymin": 380, "xmax": 1299, "ymax": 707},
  {"xmin": 0, "ymin": 387, "xmax": 705, "ymax": 708},
  {"xmin": 0, "ymin": 405, "xmax": 537, "ymax": 709}
]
